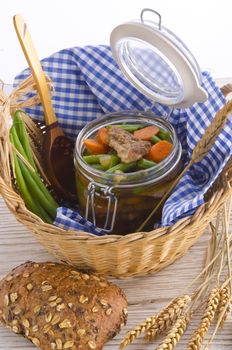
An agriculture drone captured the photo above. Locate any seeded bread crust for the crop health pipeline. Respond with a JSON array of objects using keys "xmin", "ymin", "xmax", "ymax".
[{"xmin": 0, "ymin": 261, "xmax": 128, "ymax": 350}]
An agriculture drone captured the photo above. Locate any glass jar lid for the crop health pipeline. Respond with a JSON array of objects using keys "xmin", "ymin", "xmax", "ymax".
[{"xmin": 110, "ymin": 9, "xmax": 208, "ymax": 108}]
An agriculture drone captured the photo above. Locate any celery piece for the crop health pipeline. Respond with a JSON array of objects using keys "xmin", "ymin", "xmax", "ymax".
[{"xmin": 137, "ymin": 158, "xmax": 156, "ymax": 169}]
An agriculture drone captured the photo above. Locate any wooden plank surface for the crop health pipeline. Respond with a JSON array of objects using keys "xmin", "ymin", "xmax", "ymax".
[{"xmin": 0, "ymin": 197, "xmax": 232, "ymax": 349}]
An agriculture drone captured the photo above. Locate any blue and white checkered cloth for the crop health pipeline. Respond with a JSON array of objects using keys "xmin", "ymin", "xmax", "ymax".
[
  {"xmin": 55, "ymin": 208, "xmax": 104, "ymax": 235},
  {"xmin": 14, "ymin": 45, "xmax": 232, "ymax": 234}
]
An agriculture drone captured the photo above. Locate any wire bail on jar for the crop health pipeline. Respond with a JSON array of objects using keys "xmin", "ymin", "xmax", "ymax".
[
  {"xmin": 140, "ymin": 8, "xmax": 162, "ymax": 30},
  {"xmin": 85, "ymin": 182, "xmax": 118, "ymax": 233}
]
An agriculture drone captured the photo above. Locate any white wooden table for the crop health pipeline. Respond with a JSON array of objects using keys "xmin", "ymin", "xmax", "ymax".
[
  {"xmin": 1, "ymin": 78, "xmax": 232, "ymax": 349},
  {"xmin": 0, "ymin": 198, "xmax": 232, "ymax": 350}
]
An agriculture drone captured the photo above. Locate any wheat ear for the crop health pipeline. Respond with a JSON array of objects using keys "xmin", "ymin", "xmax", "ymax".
[
  {"xmin": 119, "ymin": 315, "xmax": 157, "ymax": 350},
  {"xmin": 144, "ymin": 295, "xmax": 191, "ymax": 342},
  {"xmin": 187, "ymin": 288, "xmax": 220, "ymax": 350},
  {"xmin": 136, "ymin": 99, "xmax": 232, "ymax": 232},
  {"xmin": 205, "ymin": 279, "xmax": 232, "ymax": 349},
  {"xmin": 218, "ymin": 287, "xmax": 230, "ymax": 329},
  {"xmin": 119, "ymin": 295, "xmax": 191, "ymax": 350},
  {"xmin": 190, "ymin": 99, "xmax": 232, "ymax": 164},
  {"xmin": 155, "ymin": 314, "xmax": 190, "ymax": 350}
]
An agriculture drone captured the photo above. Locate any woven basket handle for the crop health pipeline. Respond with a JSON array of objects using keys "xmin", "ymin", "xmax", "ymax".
[{"xmin": 221, "ymin": 83, "xmax": 232, "ymax": 97}]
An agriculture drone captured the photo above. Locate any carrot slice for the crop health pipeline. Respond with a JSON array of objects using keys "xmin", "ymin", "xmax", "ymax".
[
  {"xmin": 83, "ymin": 139, "xmax": 108, "ymax": 154},
  {"xmin": 97, "ymin": 127, "xmax": 108, "ymax": 145},
  {"xmin": 134, "ymin": 125, "xmax": 160, "ymax": 141},
  {"xmin": 146, "ymin": 140, "xmax": 173, "ymax": 163}
]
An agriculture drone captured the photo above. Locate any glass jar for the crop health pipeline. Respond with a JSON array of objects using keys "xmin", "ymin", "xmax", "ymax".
[{"xmin": 74, "ymin": 111, "xmax": 182, "ymax": 235}]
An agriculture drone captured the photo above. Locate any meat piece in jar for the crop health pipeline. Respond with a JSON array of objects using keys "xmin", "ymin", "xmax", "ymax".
[{"xmin": 108, "ymin": 126, "xmax": 151, "ymax": 163}]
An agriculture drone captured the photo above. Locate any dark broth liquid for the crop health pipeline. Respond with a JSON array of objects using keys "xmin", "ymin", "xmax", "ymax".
[{"xmin": 76, "ymin": 171, "xmax": 176, "ymax": 234}]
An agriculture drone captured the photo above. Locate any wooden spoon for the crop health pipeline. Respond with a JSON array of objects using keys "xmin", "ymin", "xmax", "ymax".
[{"xmin": 13, "ymin": 14, "xmax": 76, "ymax": 202}]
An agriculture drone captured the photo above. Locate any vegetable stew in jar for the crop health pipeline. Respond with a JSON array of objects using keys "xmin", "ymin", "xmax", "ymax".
[{"xmin": 74, "ymin": 111, "xmax": 182, "ymax": 235}]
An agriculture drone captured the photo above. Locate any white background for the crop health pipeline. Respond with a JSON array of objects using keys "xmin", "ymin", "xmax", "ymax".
[{"xmin": 1, "ymin": 0, "xmax": 232, "ymax": 83}]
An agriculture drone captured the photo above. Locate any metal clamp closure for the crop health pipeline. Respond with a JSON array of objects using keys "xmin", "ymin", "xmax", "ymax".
[
  {"xmin": 140, "ymin": 8, "xmax": 162, "ymax": 30},
  {"xmin": 85, "ymin": 182, "xmax": 118, "ymax": 233}
]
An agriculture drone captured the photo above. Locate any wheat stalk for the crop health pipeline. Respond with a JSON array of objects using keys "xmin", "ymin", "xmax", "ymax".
[
  {"xmin": 155, "ymin": 314, "xmax": 190, "ymax": 350},
  {"xmin": 144, "ymin": 295, "xmax": 191, "ymax": 342},
  {"xmin": 120, "ymin": 195, "xmax": 232, "ymax": 350},
  {"xmin": 206, "ymin": 210, "xmax": 223, "ymax": 281},
  {"xmin": 136, "ymin": 99, "xmax": 232, "ymax": 232},
  {"xmin": 187, "ymin": 288, "xmax": 220, "ymax": 350},
  {"xmin": 222, "ymin": 199, "xmax": 232, "ymax": 294},
  {"xmin": 20, "ymin": 110, "xmax": 43, "ymax": 144}
]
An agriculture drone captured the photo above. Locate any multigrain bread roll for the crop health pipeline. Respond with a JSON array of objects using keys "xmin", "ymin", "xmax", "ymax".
[{"xmin": 0, "ymin": 261, "xmax": 128, "ymax": 350}]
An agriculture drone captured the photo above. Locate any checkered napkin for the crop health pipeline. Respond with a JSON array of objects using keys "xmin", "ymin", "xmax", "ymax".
[
  {"xmin": 14, "ymin": 45, "xmax": 232, "ymax": 234},
  {"xmin": 55, "ymin": 208, "xmax": 104, "ymax": 235}
]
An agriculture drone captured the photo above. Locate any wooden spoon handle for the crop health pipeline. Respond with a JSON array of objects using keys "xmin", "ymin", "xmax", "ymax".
[{"xmin": 13, "ymin": 14, "xmax": 57, "ymax": 126}]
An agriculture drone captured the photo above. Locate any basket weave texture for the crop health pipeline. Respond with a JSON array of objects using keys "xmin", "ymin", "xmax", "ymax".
[{"xmin": 0, "ymin": 78, "xmax": 232, "ymax": 278}]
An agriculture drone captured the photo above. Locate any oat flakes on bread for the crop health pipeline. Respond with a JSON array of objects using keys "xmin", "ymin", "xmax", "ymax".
[{"xmin": 0, "ymin": 261, "xmax": 128, "ymax": 350}]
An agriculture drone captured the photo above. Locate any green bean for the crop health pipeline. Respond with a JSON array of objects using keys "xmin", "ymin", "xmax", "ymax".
[
  {"xmin": 83, "ymin": 154, "xmax": 120, "ymax": 170},
  {"xmin": 25, "ymin": 167, "xmax": 58, "ymax": 210},
  {"xmin": 10, "ymin": 119, "xmax": 58, "ymax": 222},
  {"xmin": 92, "ymin": 164, "xmax": 105, "ymax": 171},
  {"xmin": 99, "ymin": 155, "xmax": 120, "ymax": 170},
  {"xmin": 83, "ymin": 149, "xmax": 91, "ymax": 156},
  {"xmin": 11, "ymin": 122, "xmax": 58, "ymax": 210},
  {"xmin": 151, "ymin": 135, "xmax": 162, "ymax": 144},
  {"xmin": 38, "ymin": 209, "xmax": 53, "ymax": 223},
  {"xmin": 10, "ymin": 134, "xmax": 52, "ymax": 223},
  {"xmin": 18, "ymin": 158, "xmax": 57, "ymax": 219},
  {"xmin": 83, "ymin": 155, "xmax": 102, "ymax": 164},
  {"xmin": 137, "ymin": 158, "xmax": 156, "ymax": 169},
  {"xmin": 157, "ymin": 128, "xmax": 171, "ymax": 141},
  {"xmin": 30, "ymin": 201, "xmax": 53, "ymax": 223},
  {"xmin": 107, "ymin": 124, "xmax": 146, "ymax": 133},
  {"xmin": 10, "ymin": 126, "xmax": 28, "ymax": 161},
  {"xmin": 106, "ymin": 162, "xmax": 137, "ymax": 173},
  {"xmin": 13, "ymin": 111, "xmax": 36, "ymax": 168}
]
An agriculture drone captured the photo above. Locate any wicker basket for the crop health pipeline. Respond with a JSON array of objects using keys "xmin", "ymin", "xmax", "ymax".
[{"xmin": 0, "ymin": 78, "xmax": 232, "ymax": 278}]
